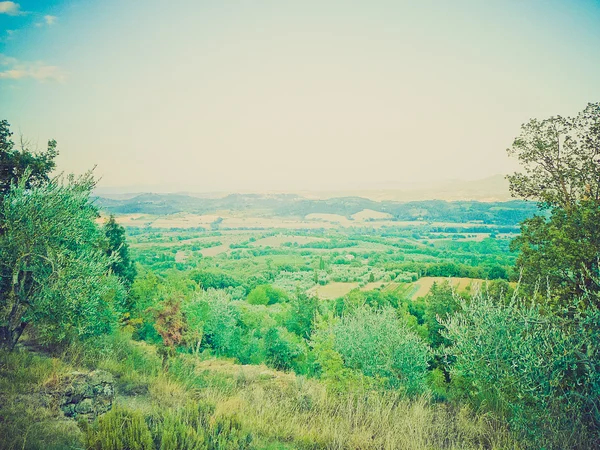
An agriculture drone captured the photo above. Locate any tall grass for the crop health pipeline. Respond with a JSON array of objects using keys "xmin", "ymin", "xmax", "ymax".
[
  {"xmin": 180, "ymin": 371, "xmax": 519, "ymax": 449},
  {"xmin": 1, "ymin": 334, "xmax": 522, "ymax": 450},
  {"xmin": 0, "ymin": 349, "xmax": 83, "ymax": 450}
]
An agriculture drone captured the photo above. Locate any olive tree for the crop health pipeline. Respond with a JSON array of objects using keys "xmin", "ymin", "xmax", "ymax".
[
  {"xmin": 0, "ymin": 119, "xmax": 58, "ymax": 200},
  {"xmin": 0, "ymin": 172, "xmax": 124, "ymax": 349},
  {"xmin": 443, "ymin": 291, "xmax": 600, "ymax": 449}
]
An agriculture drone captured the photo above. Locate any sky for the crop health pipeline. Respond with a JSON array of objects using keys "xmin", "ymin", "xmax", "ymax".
[{"xmin": 1, "ymin": 0, "xmax": 600, "ymax": 192}]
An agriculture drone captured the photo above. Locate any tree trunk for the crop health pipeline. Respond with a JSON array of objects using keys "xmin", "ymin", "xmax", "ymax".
[{"xmin": 0, "ymin": 321, "xmax": 27, "ymax": 351}]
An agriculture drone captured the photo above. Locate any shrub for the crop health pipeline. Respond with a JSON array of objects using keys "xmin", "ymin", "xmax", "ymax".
[
  {"xmin": 443, "ymin": 292, "xmax": 600, "ymax": 449},
  {"xmin": 246, "ymin": 285, "xmax": 289, "ymax": 305},
  {"xmin": 264, "ymin": 327, "xmax": 303, "ymax": 371},
  {"xmin": 315, "ymin": 307, "xmax": 430, "ymax": 394}
]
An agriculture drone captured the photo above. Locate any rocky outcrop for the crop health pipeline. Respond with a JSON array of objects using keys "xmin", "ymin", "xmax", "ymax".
[{"xmin": 60, "ymin": 370, "xmax": 114, "ymax": 420}]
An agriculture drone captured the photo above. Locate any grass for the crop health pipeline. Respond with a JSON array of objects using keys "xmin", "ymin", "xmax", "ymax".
[
  {"xmin": 158, "ymin": 355, "xmax": 520, "ymax": 450},
  {"xmin": 309, "ymin": 282, "xmax": 360, "ymax": 299},
  {"xmin": 0, "ymin": 349, "xmax": 84, "ymax": 450},
  {"xmin": 0, "ymin": 334, "xmax": 522, "ymax": 450},
  {"xmin": 409, "ymin": 277, "xmax": 484, "ymax": 299}
]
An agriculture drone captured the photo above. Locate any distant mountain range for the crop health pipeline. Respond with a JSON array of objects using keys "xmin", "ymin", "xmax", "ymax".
[
  {"xmin": 94, "ymin": 175, "xmax": 512, "ymax": 203},
  {"xmin": 93, "ymin": 190, "xmax": 538, "ymax": 227}
]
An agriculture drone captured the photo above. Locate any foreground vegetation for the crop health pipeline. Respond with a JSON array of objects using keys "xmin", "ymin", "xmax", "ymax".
[
  {"xmin": 1, "ymin": 333, "xmax": 520, "ymax": 450},
  {"xmin": 1, "ymin": 103, "xmax": 600, "ymax": 449}
]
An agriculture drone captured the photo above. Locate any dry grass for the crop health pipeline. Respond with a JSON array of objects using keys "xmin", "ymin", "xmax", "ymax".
[
  {"xmin": 178, "ymin": 357, "xmax": 521, "ymax": 450},
  {"xmin": 1, "ymin": 343, "xmax": 522, "ymax": 450},
  {"xmin": 309, "ymin": 282, "xmax": 360, "ymax": 299},
  {"xmin": 410, "ymin": 277, "xmax": 484, "ymax": 299},
  {"xmin": 351, "ymin": 209, "xmax": 393, "ymax": 220}
]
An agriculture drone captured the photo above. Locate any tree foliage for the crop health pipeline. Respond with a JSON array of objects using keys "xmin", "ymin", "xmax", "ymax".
[
  {"xmin": 246, "ymin": 284, "xmax": 288, "ymax": 305},
  {"xmin": 152, "ymin": 295, "xmax": 187, "ymax": 368},
  {"xmin": 0, "ymin": 120, "xmax": 58, "ymax": 200},
  {"xmin": 507, "ymin": 103, "xmax": 600, "ymax": 301},
  {"xmin": 507, "ymin": 102, "xmax": 600, "ymax": 209},
  {"xmin": 103, "ymin": 215, "xmax": 137, "ymax": 288},
  {"xmin": 0, "ymin": 172, "xmax": 124, "ymax": 349},
  {"xmin": 317, "ymin": 307, "xmax": 430, "ymax": 394},
  {"xmin": 423, "ymin": 281, "xmax": 461, "ymax": 349},
  {"xmin": 511, "ymin": 203, "xmax": 600, "ymax": 301}
]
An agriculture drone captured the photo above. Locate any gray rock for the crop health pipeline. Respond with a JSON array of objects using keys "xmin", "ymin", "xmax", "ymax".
[{"xmin": 59, "ymin": 370, "xmax": 114, "ymax": 421}]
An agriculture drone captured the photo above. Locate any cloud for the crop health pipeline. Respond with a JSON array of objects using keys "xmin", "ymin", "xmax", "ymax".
[
  {"xmin": 0, "ymin": 1, "xmax": 21, "ymax": 16},
  {"xmin": 0, "ymin": 55, "xmax": 66, "ymax": 82},
  {"xmin": 44, "ymin": 15, "xmax": 57, "ymax": 25}
]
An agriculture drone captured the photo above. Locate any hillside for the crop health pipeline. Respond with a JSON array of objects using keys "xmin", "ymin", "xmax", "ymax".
[{"xmin": 94, "ymin": 194, "xmax": 538, "ymax": 226}]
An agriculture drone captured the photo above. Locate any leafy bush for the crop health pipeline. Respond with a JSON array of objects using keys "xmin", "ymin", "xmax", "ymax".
[
  {"xmin": 315, "ymin": 307, "xmax": 430, "ymax": 394},
  {"xmin": 443, "ymin": 292, "xmax": 600, "ymax": 449},
  {"xmin": 264, "ymin": 327, "xmax": 304, "ymax": 371},
  {"xmin": 246, "ymin": 285, "xmax": 289, "ymax": 305}
]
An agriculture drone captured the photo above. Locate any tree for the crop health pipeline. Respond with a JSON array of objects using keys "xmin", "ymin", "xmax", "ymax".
[
  {"xmin": 0, "ymin": 172, "xmax": 124, "ymax": 349},
  {"xmin": 507, "ymin": 103, "xmax": 600, "ymax": 302},
  {"xmin": 507, "ymin": 103, "xmax": 600, "ymax": 210},
  {"xmin": 511, "ymin": 205, "xmax": 600, "ymax": 301},
  {"xmin": 152, "ymin": 295, "xmax": 187, "ymax": 369},
  {"xmin": 198, "ymin": 289, "xmax": 241, "ymax": 355},
  {"xmin": 286, "ymin": 292, "xmax": 319, "ymax": 339},
  {"xmin": 0, "ymin": 120, "xmax": 58, "ymax": 200},
  {"xmin": 103, "ymin": 215, "xmax": 137, "ymax": 288},
  {"xmin": 264, "ymin": 326, "xmax": 302, "ymax": 371},
  {"xmin": 246, "ymin": 284, "xmax": 288, "ymax": 305},
  {"xmin": 423, "ymin": 281, "xmax": 461, "ymax": 349}
]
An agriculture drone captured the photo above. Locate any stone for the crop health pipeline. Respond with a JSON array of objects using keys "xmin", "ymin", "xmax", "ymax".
[
  {"xmin": 59, "ymin": 370, "xmax": 114, "ymax": 421},
  {"xmin": 75, "ymin": 398, "xmax": 94, "ymax": 414}
]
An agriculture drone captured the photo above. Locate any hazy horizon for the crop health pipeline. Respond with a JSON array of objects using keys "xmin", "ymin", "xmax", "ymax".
[
  {"xmin": 91, "ymin": 174, "xmax": 514, "ymax": 204},
  {"xmin": 2, "ymin": 0, "xmax": 600, "ymax": 191}
]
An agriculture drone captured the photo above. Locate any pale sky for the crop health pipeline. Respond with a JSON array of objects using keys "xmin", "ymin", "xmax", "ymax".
[{"xmin": 2, "ymin": 0, "xmax": 600, "ymax": 192}]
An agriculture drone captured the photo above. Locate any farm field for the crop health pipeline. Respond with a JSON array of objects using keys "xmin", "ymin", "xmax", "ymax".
[
  {"xmin": 309, "ymin": 282, "xmax": 361, "ymax": 299},
  {"xmin": 123, "ymin": 206, "xmax": 520, "ymax": 303},
  {"xmin": 409, "ymin": 276, "xmax": 485, "ymax": 298}
]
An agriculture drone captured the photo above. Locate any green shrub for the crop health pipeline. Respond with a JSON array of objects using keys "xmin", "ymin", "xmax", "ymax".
[
  {"xmin": 264, "ymin": 327, "xmax": 303, "ymax": 371},
  {"xmin": 314, "ymin": 307, "xmax": 430, "ymax": 394},
  {"xmin": 443, "ymin": 292, "xmax": 600, "ymax": 449},
  {"xmin": 247, "ymin": 285, "xmax": 289, "ymax": 306}
]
